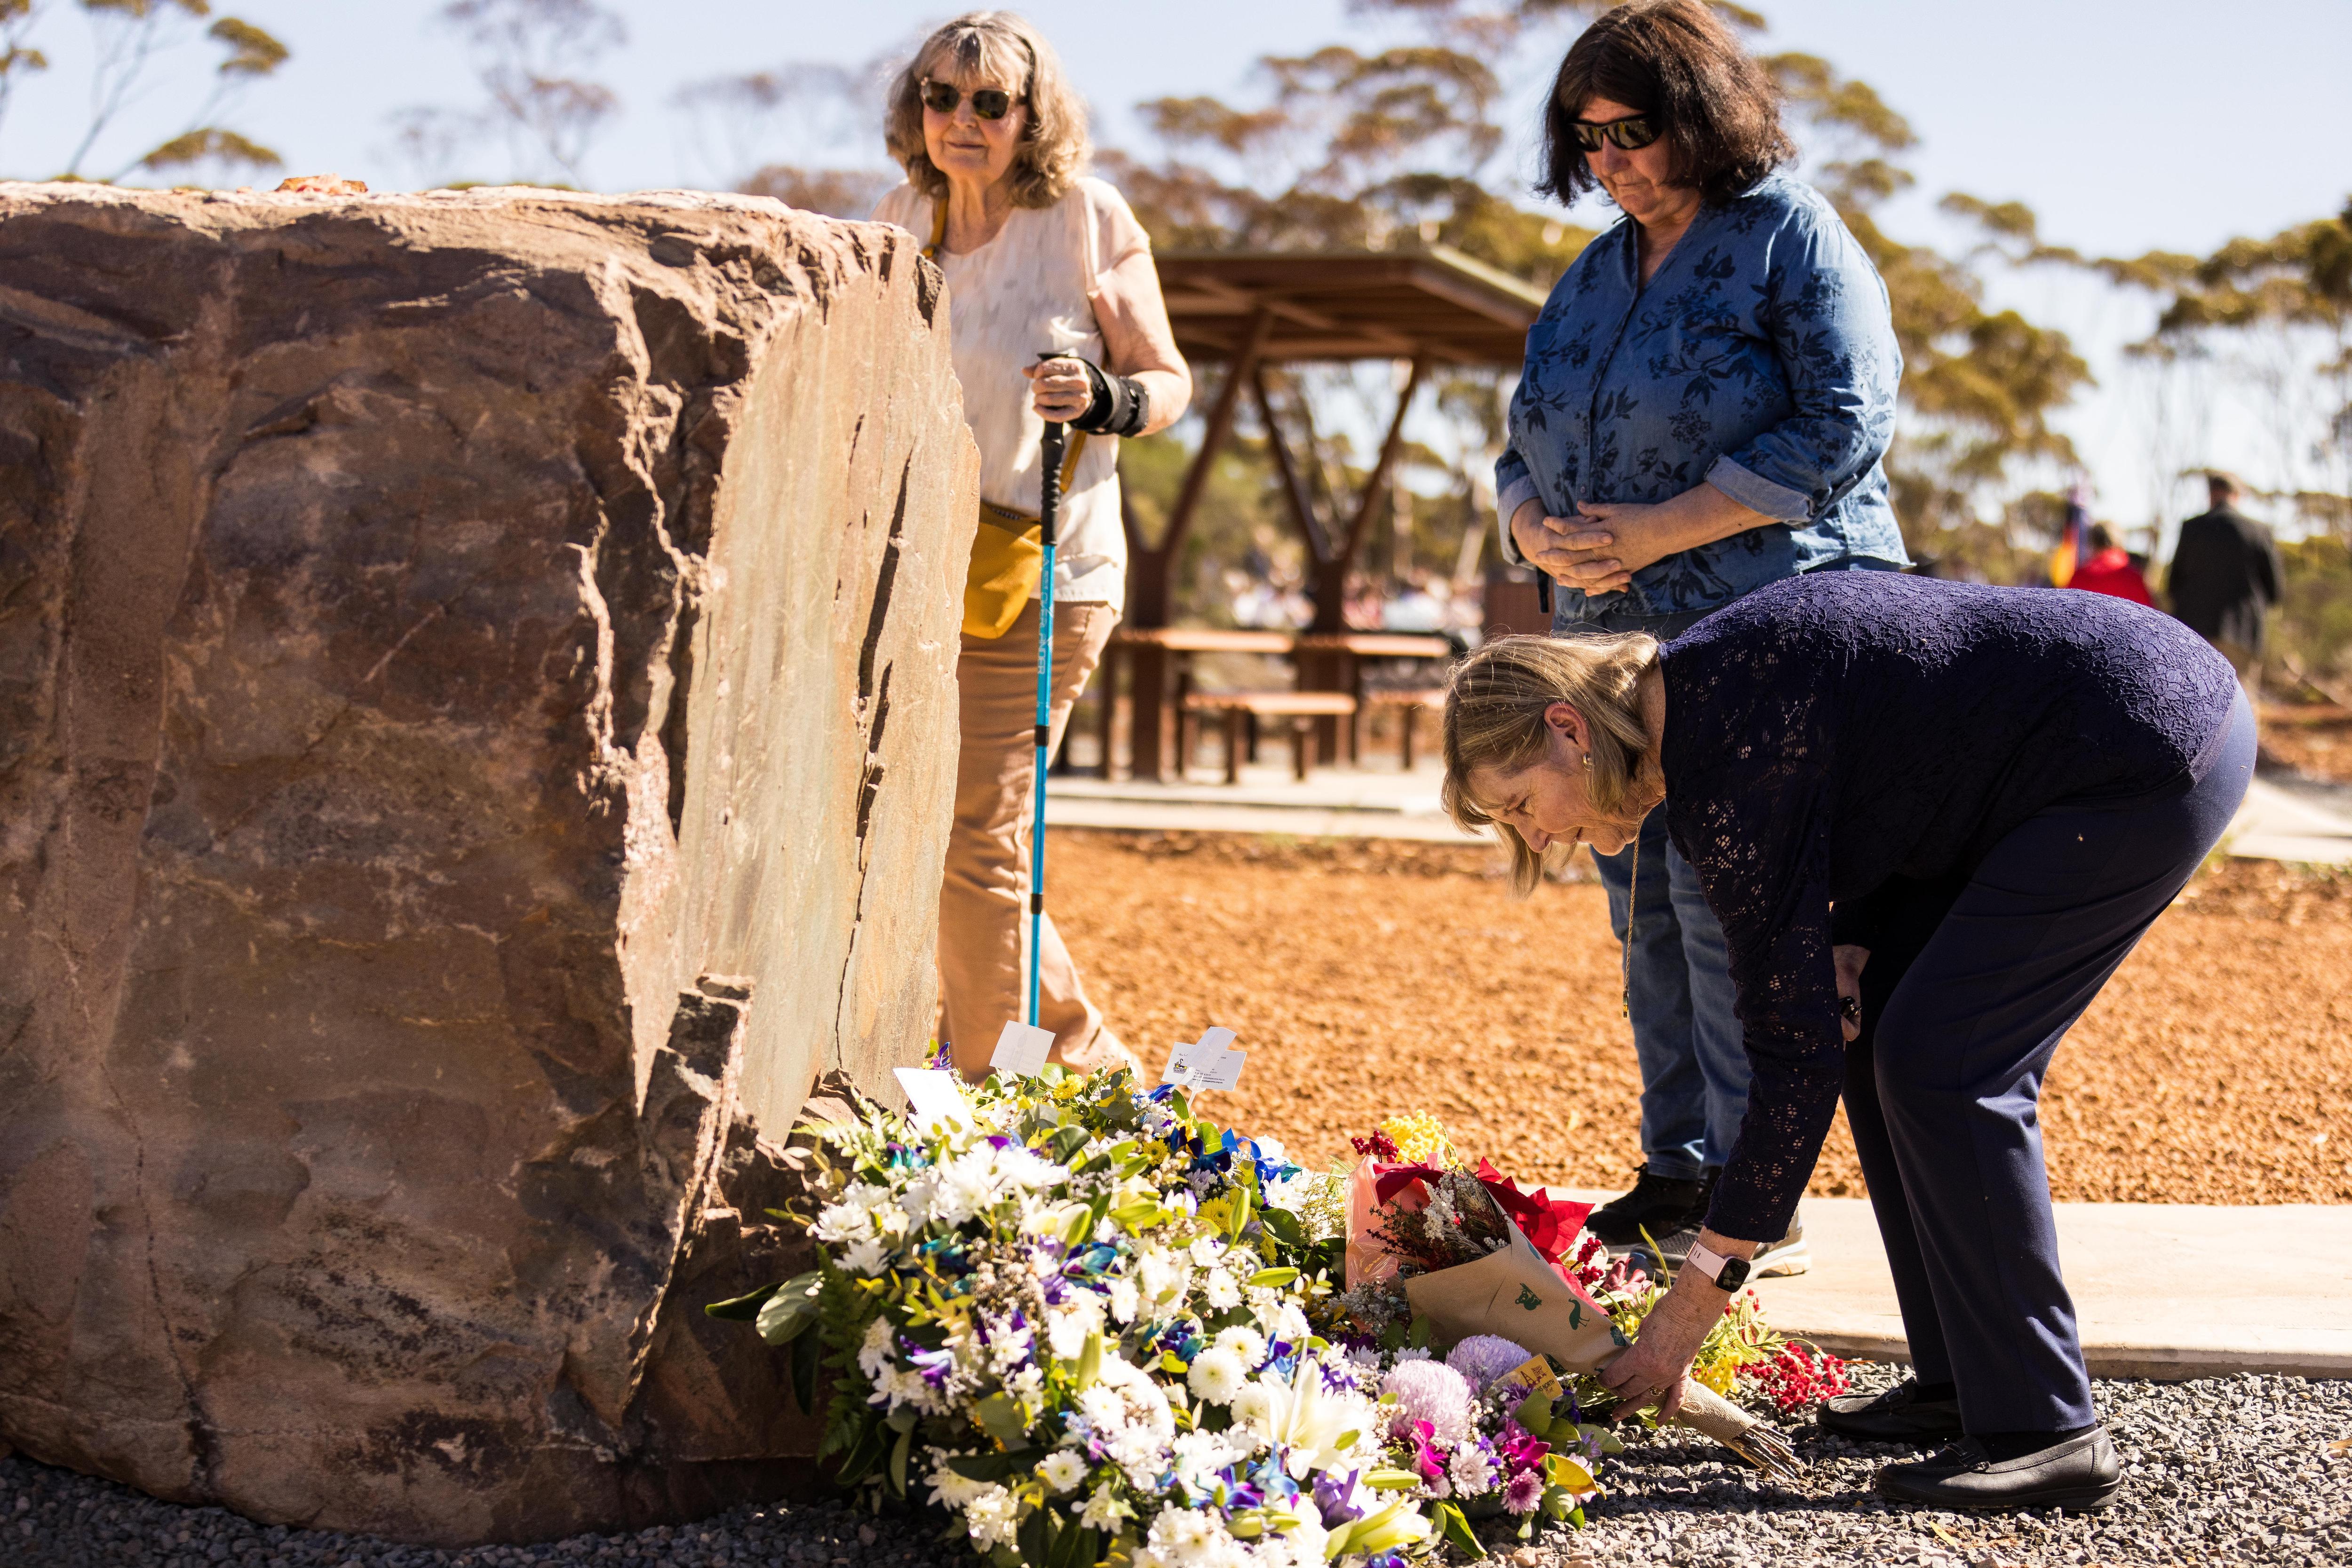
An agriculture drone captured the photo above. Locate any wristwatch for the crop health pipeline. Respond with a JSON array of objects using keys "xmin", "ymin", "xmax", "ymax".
[{"xmin": 1684, "ymin": 1239, "xmax": 1750, "ymax": 1293}]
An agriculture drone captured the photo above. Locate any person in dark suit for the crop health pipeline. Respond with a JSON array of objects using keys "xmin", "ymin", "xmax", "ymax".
[{"xmin": 2167, "ymin": 472, "xmax": 2283, "ymax": 692}]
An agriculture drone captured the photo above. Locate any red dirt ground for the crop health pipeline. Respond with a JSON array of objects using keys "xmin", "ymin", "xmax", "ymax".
[{"xmin": 1050, "ymin": 831, "xmax": 2352, "ymax": 1206}]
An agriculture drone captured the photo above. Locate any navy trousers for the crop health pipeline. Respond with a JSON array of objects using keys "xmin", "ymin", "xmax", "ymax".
[{"xmin": 1843, "ymin": 693, "xmax": 2255, "ymax": 1433}]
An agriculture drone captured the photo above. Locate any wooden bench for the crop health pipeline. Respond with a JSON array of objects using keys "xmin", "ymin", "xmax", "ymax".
[
  {"xmin": 1180, "ymin": 691, "xmax": 1359, "ymax": 784},
  {"xmin": 1362, "ymin": 688, "xmax": 1447, "ymax": 768}
]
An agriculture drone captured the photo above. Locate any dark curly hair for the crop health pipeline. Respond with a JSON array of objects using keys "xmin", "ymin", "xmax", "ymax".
[{"xmin": 1536, "ymin": 0, "xmax": 1794, "ymax": 208}]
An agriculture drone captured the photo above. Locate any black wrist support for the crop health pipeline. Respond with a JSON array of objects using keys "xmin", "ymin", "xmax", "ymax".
[{"xmin": 1066, "ymin": 357, "xmax": 1150, "ymax": 437}]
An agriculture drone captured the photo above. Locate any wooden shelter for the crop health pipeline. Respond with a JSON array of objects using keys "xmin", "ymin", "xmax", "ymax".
[{"xmin": 1110, "ymin": 245, "xmax": 1548, "ymax": 778}]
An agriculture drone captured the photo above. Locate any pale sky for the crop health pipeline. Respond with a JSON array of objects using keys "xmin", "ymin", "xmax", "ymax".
[{"xmin": 4, "ymin": 0, "xmax": 2347, "ymax": 533}]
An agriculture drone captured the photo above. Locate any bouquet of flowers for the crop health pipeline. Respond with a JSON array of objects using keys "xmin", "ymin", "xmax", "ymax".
[{"xmin": 1335, "ymin": 1113, "xmax": 1826, "ymax": 1480}]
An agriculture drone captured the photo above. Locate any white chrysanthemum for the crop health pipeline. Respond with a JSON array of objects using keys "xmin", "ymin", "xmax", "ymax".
[
  {"xmin": 961, "ymin": 1484, "xmax": 1021, "ymax": 1549},
  {"xmin": 811, "ymin": 1201, "xmax": 871, "ymax": 1243},
  {"xmin": 1108, "ymin": 1276, "xmax": 1140, "ymax": 1324},
  {"xmin": 1189, "ymin": 1235, "xmax": 1227, "ymax": 1268},
  {"xmin": 1135, "ymin": 1505, "xmax": 1248, "ymax": 1568},
  {"xmin": 841, "ymin": 1237, "xmax": 887, "ymax": 1276},
  {"xmin": 1448, "ymin": 1443, "xmax": 1499, "ymax": 1497},
  {"xmin": 1007, "ymin": 1363, "xmax": 1045, "ymax": 1402},
  {"xmin": 1202, "ymin": 1270, "xmax": 1242, "ymax": 1311},
  {"xmin": 1213, "ymin": 1326, "xmax": 1266, "ymax": 1366},
  {"xmin": 1077, "ymin": 1382, "xmax": 1129, "ymax": 1439},
  {"xmin": 1188, "ymin": 1347, "xmax": 1247, "ymax": 1405},
  {"xmin": 1045, "ymin": 1295, "xmax": 1104, "ymax": 1360},
  {"xmin": 857, "ymin": 1317, "xmax": 895, "ymax": 1380},
  {"xmin": 1078, "ymin": 1483, "xmax": 1129, "ymax": 1532},
  {"xmin": 1227, "ymin": 1376, "xmax": 1278, "ymax": 1434},
  {"xmin": 1037, "ymin": 1450, "xmax": 1089, "ymax": 1494}
]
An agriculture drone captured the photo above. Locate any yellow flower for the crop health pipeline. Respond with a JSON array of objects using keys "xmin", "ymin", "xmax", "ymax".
[
  {"xmin": 1377, "ymin": 1111, "xmax": 1456, "ymax": 1166},
  {"xmin": 1695, "ymin": 1360, "xmax": 1738, "ymax": 1397},
  {"xmin": 1197, "ymin": 1195, "xmax": 1236, "ymax": 1234}
]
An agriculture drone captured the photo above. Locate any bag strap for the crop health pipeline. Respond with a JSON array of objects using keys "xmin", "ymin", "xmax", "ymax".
[{"xmin": 923, "ymin": 196, "xmax": 947, "ymax": 260}]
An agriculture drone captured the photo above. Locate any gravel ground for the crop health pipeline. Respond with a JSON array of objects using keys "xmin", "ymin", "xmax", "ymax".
[
  {"xmin": 1052, "ymin": 832, "xmax": 2352, "ymax": 1205},
  {"xmin": 7, "ymin": 1365, "xmax": 2347, "ymax": 1566}
]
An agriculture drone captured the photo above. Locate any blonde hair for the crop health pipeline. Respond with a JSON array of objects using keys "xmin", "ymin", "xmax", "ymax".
[
  {"xmin": 884, "ymin": 12, "xmax": 1089, "ymax": 210},
  {"xmin": 1441, "ymin": 633, "xmax": 1663, "ymax": 895}
]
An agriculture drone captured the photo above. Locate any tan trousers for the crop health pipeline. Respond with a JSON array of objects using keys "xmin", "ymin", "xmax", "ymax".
[{"xmin": 938, "ymin": 599, "xmax": 1130, "ymax": 1080}]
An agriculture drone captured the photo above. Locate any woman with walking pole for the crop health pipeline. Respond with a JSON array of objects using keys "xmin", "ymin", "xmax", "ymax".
[{"xmin": 873, "ymin": 12, "xmax": 1191, "ymax": 1080}]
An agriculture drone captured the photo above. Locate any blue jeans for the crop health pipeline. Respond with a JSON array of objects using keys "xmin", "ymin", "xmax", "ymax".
[
  {"xmin": 1590, "ymin": 813, "xmax": 1748, "ymax": 1181},
  {"xmin": 1560, "ymin": 563, "xmax": 1901, "ymax": 1184}
]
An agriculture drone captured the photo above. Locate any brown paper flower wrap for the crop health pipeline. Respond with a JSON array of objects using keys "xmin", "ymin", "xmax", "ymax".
[{"xmin": 1400, "ymin": 1219, "xmax": 1805, "ymax": 1481}]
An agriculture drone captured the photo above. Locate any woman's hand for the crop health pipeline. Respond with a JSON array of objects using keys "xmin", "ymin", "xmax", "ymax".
[
  {"xmin": 1599, "ymin": 1253, "xmax": 1739, "ymax": 1420},
  {"xmin": 1509, "ymin": 500, "xmax": 1634, "ymax": 595},
  {"xmin": 1025, "ymin": 356, "xmax": 1094, "ymax": 422},
  {"xmin": 1833, "ymin": 943, "xmax": 1869, "ymax": 1044}
]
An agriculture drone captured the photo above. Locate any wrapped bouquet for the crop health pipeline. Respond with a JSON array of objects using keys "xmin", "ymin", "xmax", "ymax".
[
  {"xmin": 714, "ymin": 1071, "xmax": 1834, "ymax": 1566},
  {"xmin": 1337, "ymin": 1114, "xmax": 1835, "ymax": 1480}
]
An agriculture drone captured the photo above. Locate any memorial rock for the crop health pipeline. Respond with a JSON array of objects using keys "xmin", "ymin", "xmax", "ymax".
[{"xmin": 0, "ymin": 183, "xmax": 977, "ymax": 1544}]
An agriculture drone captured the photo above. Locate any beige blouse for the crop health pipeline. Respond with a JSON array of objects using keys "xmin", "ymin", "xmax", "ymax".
[{"xmin": 872, "ymin": 176, "xmax": 1151, "ymax": 607}]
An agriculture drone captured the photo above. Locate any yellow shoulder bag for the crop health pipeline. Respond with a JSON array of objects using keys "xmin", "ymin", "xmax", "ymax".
[{"xmin": 924, "ymin": 199, "xmax": 1090, "ymax": 640}]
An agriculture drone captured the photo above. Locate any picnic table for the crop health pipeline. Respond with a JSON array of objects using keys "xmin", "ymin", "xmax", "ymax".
[
  {"xmin": 1294, "ymin": 632, "xmax": 1454, "ymax": 767},
  {"xmin": 1099, "ymin": 626, "xmax": 1297, "ymax": 782},
  {"xmin": 1097, "ymin": 626, "xmax": 1456, "ymax": 781}
]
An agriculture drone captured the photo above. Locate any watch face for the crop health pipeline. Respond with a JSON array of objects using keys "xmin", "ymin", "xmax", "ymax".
[{"xmin": 1716, "ymin": 1257, "xmax": 1751, "ymax": 1292}]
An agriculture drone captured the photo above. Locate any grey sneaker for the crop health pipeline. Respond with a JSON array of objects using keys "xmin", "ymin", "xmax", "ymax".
[{"xmin": 1636, "ymin": 1211, "xmax": 1810, "ymax": 1279}]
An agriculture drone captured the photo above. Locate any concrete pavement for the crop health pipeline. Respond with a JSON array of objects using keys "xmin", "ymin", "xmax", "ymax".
[{"xmin": 1564, "ymin": 1189, "xmax": 2352, "ymax": 1380}]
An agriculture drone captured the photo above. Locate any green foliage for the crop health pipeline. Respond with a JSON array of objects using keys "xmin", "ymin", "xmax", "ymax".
[
  {"xmin": 2280, "ymin": 534, "xmax": 2352, "ymax": 684},
  {"xmin": 136, "ymin": 125, "xmax": 276, "ymax": 170}
]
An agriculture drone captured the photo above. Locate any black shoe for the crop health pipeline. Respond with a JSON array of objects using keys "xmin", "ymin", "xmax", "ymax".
[
  {"xmin": 1584, "ymin": 1164, "xmax": 1704, "ymax": 1249},
  {"xmin": 1819, "ymin": 1378, "xmax": 1965, "ymax": 1442},
  {"xmin": 1876, "ymin": 1429, "xmax": 2123, "ymax": 1512}
]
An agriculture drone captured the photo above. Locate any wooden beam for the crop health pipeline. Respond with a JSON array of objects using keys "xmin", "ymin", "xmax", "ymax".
[
  {"xmin": 1251, "ymin": 369, "xmax": 1333, "ymax": 565},
  {"xmin": 1159, "ymin": 304, "xmax": 1273, "ymax": 568},
  {"xmin": 1339, "ymin": 355, "xmax": 1430, "ymax": 573}
]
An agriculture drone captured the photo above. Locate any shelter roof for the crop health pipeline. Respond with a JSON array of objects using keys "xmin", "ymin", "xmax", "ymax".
[{"xmin": 1154, "ymin": 245, "xmax": 1548, "ymax": 366}]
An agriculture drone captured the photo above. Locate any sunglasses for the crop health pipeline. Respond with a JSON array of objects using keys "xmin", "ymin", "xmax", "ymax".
[
  {"xmin": 921, "ymin": 79, "xmax": 1023, "ymax": 121},
  {"xmin": 1570, "ymin": 113, "xmax": 1662, "ymax": 153}
]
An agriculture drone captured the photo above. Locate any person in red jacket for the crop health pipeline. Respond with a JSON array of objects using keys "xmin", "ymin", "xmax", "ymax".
[{"xmin": 2065, "ymin": 524, "xmax": 2154, "ymax": 606}]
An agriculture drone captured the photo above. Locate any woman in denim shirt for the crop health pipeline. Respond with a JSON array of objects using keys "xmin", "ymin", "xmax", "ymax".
[{"xmin": 1496, "ymin": 0, "xmax": 1907, "ymax": 1265}]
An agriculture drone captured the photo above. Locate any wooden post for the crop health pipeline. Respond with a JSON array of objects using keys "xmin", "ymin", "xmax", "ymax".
[
  {"xmin": 1123, "ymin": 308, "xmax": 1274, "ymax": 782},
  {"xmin": 1301, "ymin": 356, "xmax": 1428, "ymax": 754}
]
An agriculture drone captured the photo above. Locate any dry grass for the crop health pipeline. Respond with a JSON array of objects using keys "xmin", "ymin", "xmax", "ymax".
[{"xmin": 1051, "ymin": 831, "xmax": 2352, "ymax": 1206}]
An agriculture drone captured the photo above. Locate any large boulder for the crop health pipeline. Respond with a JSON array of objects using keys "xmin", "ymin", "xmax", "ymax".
[{"xmin": 0, "ymin": 183, "xmax": 977, "ymax": 1543}]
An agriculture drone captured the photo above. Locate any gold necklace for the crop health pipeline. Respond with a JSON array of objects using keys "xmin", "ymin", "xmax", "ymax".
[{"xmin": 1621, "ymin": 833, "xmax": 1637, "ymax": 1020}]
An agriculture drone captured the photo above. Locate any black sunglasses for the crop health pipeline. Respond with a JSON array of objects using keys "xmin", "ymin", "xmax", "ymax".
[
  {"xmin": 921, "ymin": 79, "xmax": 1023, "ymax": 121},
  {"xmin": 1571, "ymin": 113, "xmax": 1662, "ymax": 153}
]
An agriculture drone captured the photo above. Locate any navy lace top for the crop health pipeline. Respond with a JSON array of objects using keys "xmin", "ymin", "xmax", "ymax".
[{"xmin": 1660, "ymin": 572, "xmax": 2240, "ymax": 1241}]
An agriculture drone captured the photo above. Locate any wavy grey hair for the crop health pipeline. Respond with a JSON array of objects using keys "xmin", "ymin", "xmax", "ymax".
[{"xmin": 883, "ymin": 11, "xmax": 1089, "ymax": 210}]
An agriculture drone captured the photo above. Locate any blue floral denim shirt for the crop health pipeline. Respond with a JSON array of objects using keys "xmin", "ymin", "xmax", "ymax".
[{"xmin": 1497, "ymin": 173, "xmax": 1908, "ymax": 626}]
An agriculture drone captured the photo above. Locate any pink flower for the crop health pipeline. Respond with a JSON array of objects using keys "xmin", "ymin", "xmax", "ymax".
[
  {"xmin": 1503, "ymin": 1468, "xmax": 1546, "ymax": 1515},
  {"xmin": 1382, "ymin": 1359, "xmax": 1474, "ymax": 1444}
]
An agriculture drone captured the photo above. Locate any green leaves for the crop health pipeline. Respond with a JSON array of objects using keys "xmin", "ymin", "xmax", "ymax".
[
  {"xmin": 750, "ymin": 1271, "xmax": 822, "ymax": 1345},
  {"xmin": 1431, "ymin": 1499, "xmax": 1486, "ymax": 1560},
  {"xmin": 702, "ymin": 1282, "xmax": 780, "ymax": 1322}
]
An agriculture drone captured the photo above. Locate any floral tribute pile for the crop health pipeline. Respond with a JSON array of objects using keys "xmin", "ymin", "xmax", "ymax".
[{"xmin": 712, "ymin": 1072, "xmax": 1841, "ymax": 1568}]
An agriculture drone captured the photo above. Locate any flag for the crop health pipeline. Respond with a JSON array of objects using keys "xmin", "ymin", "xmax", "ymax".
[{"xmin": 2049, "ymin": 483, "xmax": 2091, "ymax": 588}]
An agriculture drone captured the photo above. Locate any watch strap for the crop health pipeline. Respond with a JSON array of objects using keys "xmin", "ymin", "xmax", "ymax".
[{"xmin": 1685, "ymin": 1240, "xmax": 1749, "ymax": 1291}]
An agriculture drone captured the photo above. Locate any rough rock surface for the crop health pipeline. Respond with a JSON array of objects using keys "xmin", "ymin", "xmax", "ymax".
[{"xmin": 0, "ymin": 183, "xmax": 977, "ymax": 1544}]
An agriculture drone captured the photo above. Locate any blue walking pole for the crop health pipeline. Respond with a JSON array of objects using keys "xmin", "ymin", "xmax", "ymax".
[{"xmin": 1028, "ymin": 389, "xmax": 1065, "ymax": 1029}]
